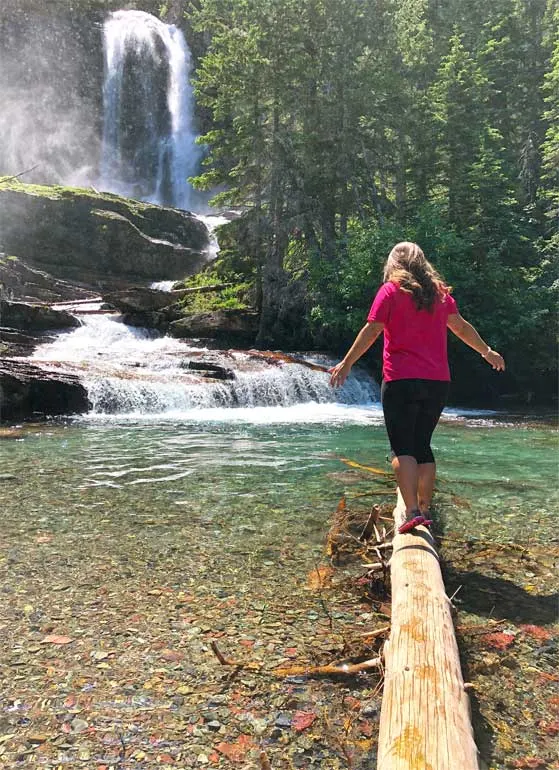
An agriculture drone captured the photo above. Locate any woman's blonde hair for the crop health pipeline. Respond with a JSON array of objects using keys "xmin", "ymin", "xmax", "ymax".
[{"xmin": 383, "ymin": 241, "xmax": 451, "ymax": 311}]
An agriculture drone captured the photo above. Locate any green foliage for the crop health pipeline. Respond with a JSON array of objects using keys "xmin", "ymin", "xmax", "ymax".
[
  {"xmin": 192, "ymin": 0, "xmax": 558, "ymax": 400},
  {"xmin": 308, "ymin": 205, "xmax": 470, "ymax": 344},
  {"xmin": 178, "ymin": 264, "xmax": 252, "ymax": 312},
  {"xmin": 177, "ymin": 220, "xmax": 256, "ymax": 313},
  {"xmin": 541, "ymin": 1, "xmax": 559, "ymax": 222}
]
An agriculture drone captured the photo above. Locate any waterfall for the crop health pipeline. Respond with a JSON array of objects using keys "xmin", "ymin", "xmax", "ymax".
[
  {"xmin": 32, "ymin": 313, "xmax": 380, "ymax": 418},
  {"xmin": 99, "ymin": 10, "xmax": 201, "ymax": 210}
]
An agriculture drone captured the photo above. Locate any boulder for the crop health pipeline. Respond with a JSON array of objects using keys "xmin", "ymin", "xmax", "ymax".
[
  {"xmin": 183, "ymin": 360, "xmax": 235, "ymax": 380},
  {"xmin": 0, "ymin": 359, "xmax": 89, "ymax": 422},
  {"xmin": 0, "ymin": 300, "xmax": 80, "ymax": 332},
  {"xmin": 104, "ymin": 287, "xmax": 181, "ymax": 314},
  {"xmin": 169, "ymin": 310, "xmax": 259, "ymax": 346},
  {"xmin": 0, "ymin": 182, "xmax": 210, "ymax": 287},
  {"xmin": 104, "ymin": 283, "xmax": 235, "ymax": 314}
]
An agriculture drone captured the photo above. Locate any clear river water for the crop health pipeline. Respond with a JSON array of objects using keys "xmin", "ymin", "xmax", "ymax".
[{"xmin": 2, "ymin": 405, "xmax": 557, "ymax": 548}]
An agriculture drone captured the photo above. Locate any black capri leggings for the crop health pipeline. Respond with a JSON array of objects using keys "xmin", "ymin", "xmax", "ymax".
[{"xmin": 380, "ymin": 378, "xmax": 449, "ymax": 464}]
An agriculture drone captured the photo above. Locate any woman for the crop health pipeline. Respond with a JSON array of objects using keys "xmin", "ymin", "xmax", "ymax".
[{"xmin": 329, "ymin": 242, "xmax": 505, "ymax": 534}]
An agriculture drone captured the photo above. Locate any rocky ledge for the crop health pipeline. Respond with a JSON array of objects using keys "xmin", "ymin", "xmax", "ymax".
[
  {"xmin": 0, "ymin": 359, "xmax": 89, "ymax": 422},
  {"xmin": 0, "ymin": 254, "xmax": 98, "ymax": 304},
  {"xmin": 0, "ymin": 299, "xmax": 81, "ymax": 357},
  {"xmin": 103, "ymin": 288, "xmax": 259, "ymax": 346},
  {"xmin": 0, "ymin": 299, "xmax": 80, "ymax": 332}
]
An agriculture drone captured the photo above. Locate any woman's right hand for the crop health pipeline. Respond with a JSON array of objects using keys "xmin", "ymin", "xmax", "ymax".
[
  {"xmin": 328, "ymin": 361, "xmax": 352, "ymax": 388},
  {"xmin": 483, "ymin": 349, "xmax": 505, "ymax": 371}
]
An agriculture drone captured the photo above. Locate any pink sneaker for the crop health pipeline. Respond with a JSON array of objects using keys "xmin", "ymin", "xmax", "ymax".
[{"xmin": 398, "ymin": 514, "xmax": 426, "ymax": 534}]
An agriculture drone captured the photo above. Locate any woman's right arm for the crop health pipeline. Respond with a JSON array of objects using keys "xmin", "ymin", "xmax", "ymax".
[
  {"xmin": 329, "ymin": 321, "xmax": 384, "ymax": 387},
  {"xmin": 447, "ymin": 313, "xmax": 505, "ymax": 371}
]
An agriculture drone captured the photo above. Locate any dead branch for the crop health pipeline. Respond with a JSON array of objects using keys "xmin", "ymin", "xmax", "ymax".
[
  {"xmin": 210, "ymin": 641, "xmax": 261, "ymax": 670},
  {"xmin": 356, "ymin": 625, "xmax": 391, "ymax": 639},
  {"xmin": 340, "ymin": 458, "xmax": 393, "ymax": 477},
  {"xmin": 456, "ymin": 620, "xmax": 506, "ymax": 635},
  {"xmin": 0, "ymin": 164, "xmax": 39, "ymax": 184},
  {"xmin": 259, "ymin": 751, "xmax": 272, "ymax": 770},
  {"xmin": 359, "ymin": 506, "xmax": 380, "ymax": 541},
  {"xmin": 272, "ymin": 656, "xmax": 382, "ymax": 678}
]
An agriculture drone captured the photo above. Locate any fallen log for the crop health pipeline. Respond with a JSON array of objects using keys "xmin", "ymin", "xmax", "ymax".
[{"xmin": 377, "ymin": 491, "xmax": 479, "ymax": 770}]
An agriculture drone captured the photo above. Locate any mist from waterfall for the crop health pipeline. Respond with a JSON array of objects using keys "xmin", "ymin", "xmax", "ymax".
[
  {"xmin": 0, "ymin": 14, "xmax": 101, "ymax": 188},
  {"xmin": 99, "ymin": 10, "xmax": 202, "ymax": 211}
]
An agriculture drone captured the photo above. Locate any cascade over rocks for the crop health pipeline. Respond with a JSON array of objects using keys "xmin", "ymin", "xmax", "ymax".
[{"xmin": 0, "ymin": 183, "xmax": 210, "ymax": 288}]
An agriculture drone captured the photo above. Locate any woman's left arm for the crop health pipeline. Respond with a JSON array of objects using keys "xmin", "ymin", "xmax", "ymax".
[{"xmin": 329, "ymin": 321, "xmax": 384, "ymax": 387}]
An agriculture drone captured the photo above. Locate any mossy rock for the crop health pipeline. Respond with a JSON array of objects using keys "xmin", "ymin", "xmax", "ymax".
[{"xmin": 0, "ymin": 182, "xmax": 210, "ymax": 287}]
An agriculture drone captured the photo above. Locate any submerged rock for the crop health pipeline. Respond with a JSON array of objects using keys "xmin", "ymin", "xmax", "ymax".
[
  {"xmin": 0, "ymin": 182, "xmax": 210, "ymax": 287},
  {"xmin": 0, "ymin": 359, "xmax": 89, "ymax": 422}
]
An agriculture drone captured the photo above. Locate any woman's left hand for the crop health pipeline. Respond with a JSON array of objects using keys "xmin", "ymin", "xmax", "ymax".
[
  {"xmin": 483, "ymin": 349, "xmax": 506, "ymax": 371},
  {"xmin": 328, "ymin": 361, "xmax": 352, "ymax": 388}
]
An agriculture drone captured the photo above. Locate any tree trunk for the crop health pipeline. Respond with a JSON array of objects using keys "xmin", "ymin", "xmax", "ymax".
[{"xmin": 377, "ymin": 491, "xmax": 479, "ymax": 770}]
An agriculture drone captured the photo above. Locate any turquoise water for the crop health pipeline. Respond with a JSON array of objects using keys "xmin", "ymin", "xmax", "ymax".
[
  {"xmin": 1, "ymin": 408, "xmax": 557, "ymax": 547},
  {"xmin": 0, "ymin": 407, "xmax": 556, "ymax": 769}
]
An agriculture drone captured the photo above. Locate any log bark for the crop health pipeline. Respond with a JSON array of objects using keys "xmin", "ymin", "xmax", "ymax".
[{"xmin": 377, "ymin": 491, "xmax": 479, "ymax": 770}]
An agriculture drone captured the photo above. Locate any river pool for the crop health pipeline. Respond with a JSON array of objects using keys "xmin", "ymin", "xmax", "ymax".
[{"xmin": 0, "ymin": 405, "xmax": 557, "ymax": 769}]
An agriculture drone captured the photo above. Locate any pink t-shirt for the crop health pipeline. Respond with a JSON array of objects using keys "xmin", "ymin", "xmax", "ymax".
[{"xmin": 367, "ymin": 281, "xmax": 458, "ymax": 382}]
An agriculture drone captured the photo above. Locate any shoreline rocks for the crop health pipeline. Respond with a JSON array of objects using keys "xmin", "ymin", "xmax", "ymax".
[{"xmin": 0, "ymin": 359, "xmax": 89, "ymax": 422}]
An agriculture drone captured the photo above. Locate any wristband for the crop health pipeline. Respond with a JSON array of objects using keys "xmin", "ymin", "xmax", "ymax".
[{"xmin": 481, "ymin": 347, "xmax": 492, "ymax": 358}]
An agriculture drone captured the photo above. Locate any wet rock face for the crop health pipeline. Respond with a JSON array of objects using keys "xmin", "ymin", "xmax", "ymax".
[
  {"xmin": 0, "ymin": 359, "xmax": 89, "ymax": 422},
  {"xmin": 0, "ymin": 183, "xmax": 210, "ymax": 287}
]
